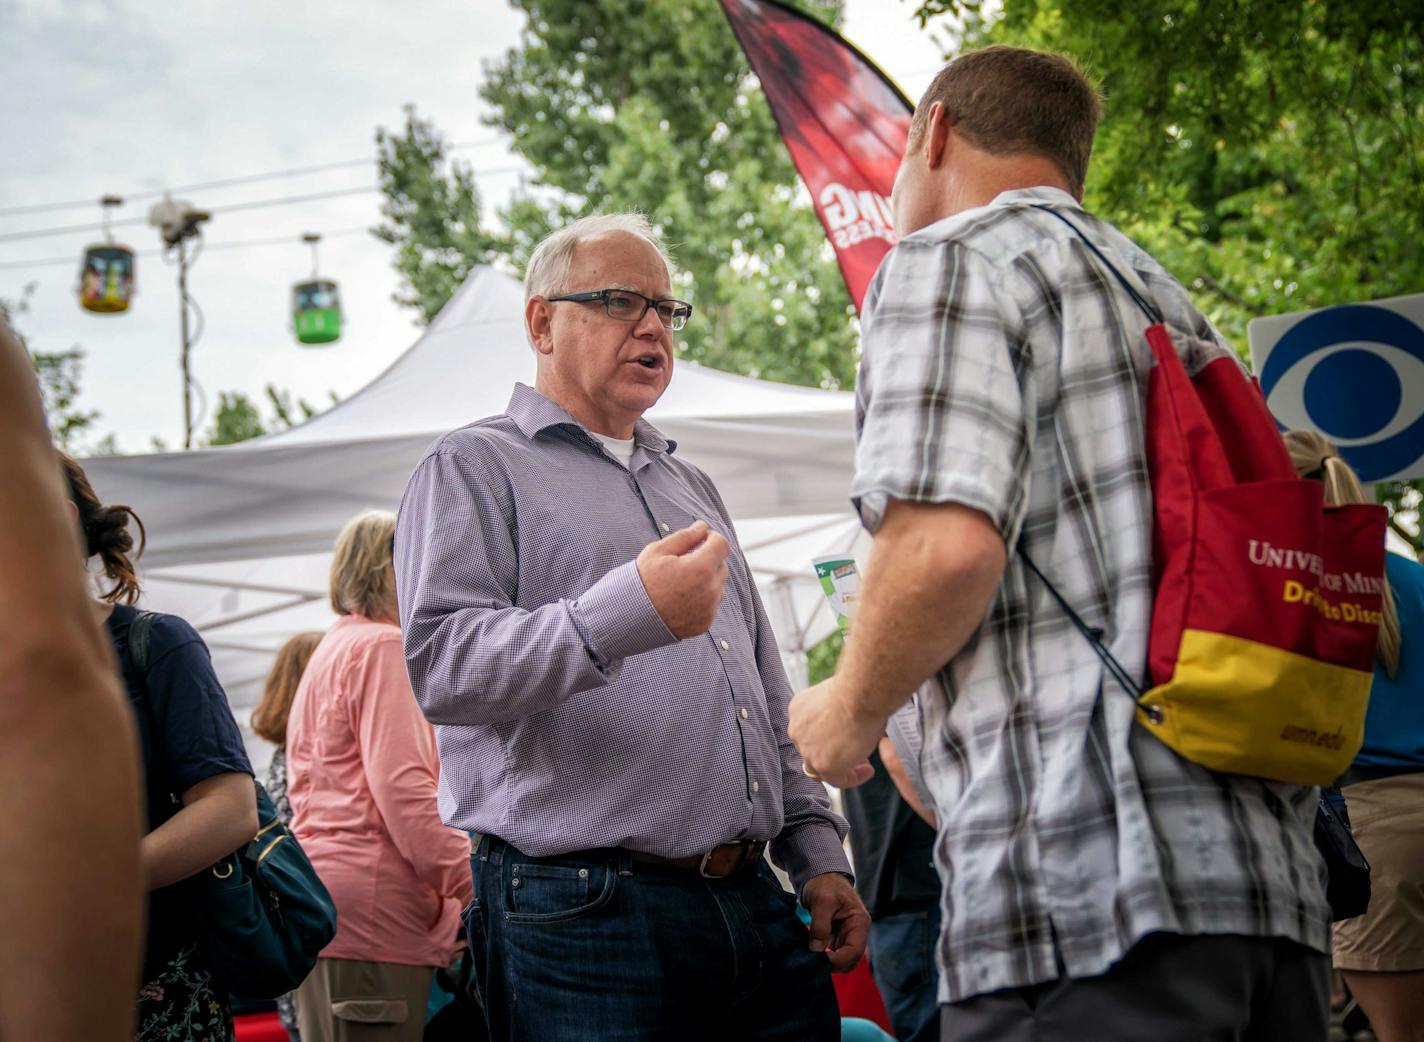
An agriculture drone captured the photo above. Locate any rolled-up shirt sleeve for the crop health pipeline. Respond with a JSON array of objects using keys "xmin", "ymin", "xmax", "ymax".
[
  {"xmin": 396, "ymin": 445, "xmax": 677, "ymax": 727},
  {"xmin": 851, "ymin": 239, "xmax": 1035, "ymax": 544}
]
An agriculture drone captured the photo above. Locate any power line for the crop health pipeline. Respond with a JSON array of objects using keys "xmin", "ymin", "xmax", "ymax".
[
  {"xmin": 0, "ymin": 163, "xmax": 528, "ymax": 246},
  {"xmin": 0, "ymin": 138, "xmax": 506, "ymax": 218},
  {"xmin": 0, "ymin": 186, "xmax": 378, "ymax": 244},
  {"xmin": 0, "ymin": 226, "xmax": 374, "ymax": 272}
]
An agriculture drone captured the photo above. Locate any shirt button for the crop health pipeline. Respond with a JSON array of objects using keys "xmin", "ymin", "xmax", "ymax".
[
  {"xmin": 751, "ymin": 781, "xmax": 760, "ymax": 793},
  {"xmin": 740, "ymin": 707, "xmax": 748, "ymax": 720},
  {"xmin": 720, "ymin": 639, "xmax": 730, "ymax": 651},
  {"xmin": 660, "ymin": 521, "xmax": 670, "ymax": 533}
]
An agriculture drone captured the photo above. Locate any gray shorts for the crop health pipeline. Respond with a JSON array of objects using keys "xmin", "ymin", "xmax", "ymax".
[{"xmin": 940, "ymin": 932, "xmax": 1328, "ymax": 1042}]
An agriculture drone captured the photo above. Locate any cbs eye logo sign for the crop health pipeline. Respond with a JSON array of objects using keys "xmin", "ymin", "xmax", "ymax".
[{"xmin": 1249, "ymin": 294, "xmax": 1424, "ymax": 483}]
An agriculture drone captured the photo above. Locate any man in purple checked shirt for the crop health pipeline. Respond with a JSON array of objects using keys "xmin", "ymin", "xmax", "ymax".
[{"xmin": 394, "ymin": 212, "xmax": 868, "ymax": 1041}]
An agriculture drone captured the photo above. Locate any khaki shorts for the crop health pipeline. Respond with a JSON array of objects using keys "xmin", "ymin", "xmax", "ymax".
[
  {"xmin": 1333, "ymin": 773, "xmax": 1424, "ymax": 973},
  {"xmin": 294, "ymin": 957, "xmax": 435, "ymax": 1042}
]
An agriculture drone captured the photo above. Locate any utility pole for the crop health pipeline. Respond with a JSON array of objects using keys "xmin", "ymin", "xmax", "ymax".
[
  {"xmin": 177, "ymin": 235, "xmax": 194, "ymax": 446},
  {"xmin": 147, "ymin": 197, "xmax": 210, "ymax": 448}
]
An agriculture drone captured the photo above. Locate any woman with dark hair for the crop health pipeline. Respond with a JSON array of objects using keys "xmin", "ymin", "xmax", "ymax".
[
  {"xmin": 1286, "ymin": 431, "xmax": 1424, "ymax": 1042},
  {"xmin": 252, "ymin": 631, "xmax": 324, "ymax": 1042},
  {"xmin": 59, "ymin": 452, "xmax": 258, "ymax": 1042}
]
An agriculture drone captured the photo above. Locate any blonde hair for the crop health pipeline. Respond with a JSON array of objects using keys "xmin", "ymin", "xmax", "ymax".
[
  {"xmin": 250, "ymin": 631, "xmax": 323, "ymax": 745},
  {"xmin": 1283, "ymin": 430, "xmax": 1400, "ymax": 677},
  {"xmin": 329, "ymin": 510, "xmax": 398, "ymax": 621}
]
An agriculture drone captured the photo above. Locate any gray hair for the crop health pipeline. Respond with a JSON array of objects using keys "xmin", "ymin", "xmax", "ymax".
[{"xmin": 524, "ymin": 212, "xmax": 673, "ymax": 304}]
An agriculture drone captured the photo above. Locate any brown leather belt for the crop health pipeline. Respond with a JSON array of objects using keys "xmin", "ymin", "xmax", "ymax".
[{"xmin": 626, "ymin": 840, "xmax": 767, "ymax": 879}]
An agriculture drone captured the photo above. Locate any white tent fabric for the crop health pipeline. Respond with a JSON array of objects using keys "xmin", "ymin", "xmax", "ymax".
[{"xmin": 84, "ymin": 266, "xmax": 867, "ymax": 764}]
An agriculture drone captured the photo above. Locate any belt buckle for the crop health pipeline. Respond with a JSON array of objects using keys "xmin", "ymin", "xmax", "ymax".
[
  {"xmin": 699, "ymin": 847, "xmax": 730, "ymax": 879},
  {"xmin": 699, "ymin": 841, "xmax": 761, "ymax": 879}
]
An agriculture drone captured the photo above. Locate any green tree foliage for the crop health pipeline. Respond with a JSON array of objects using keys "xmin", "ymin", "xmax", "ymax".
[
  {"xmin": 206, "ymin": 391, "xmax": 267, "ymax": 446},
  {"xmin": 376, "ymin": 0, "xmax": 861, "ymax": 389},
  {"xmin": 374, "ymin": 105, "xmax": 511, "ymax": 324},
  {"xmin": 3, "ymin": 287, "xmax": 102, "ymax": 453},
  {"xmin": 204, "ymin": 385, "xmax": 326, "ymax": 446},
  {"xmin": 912, "ymin": 0, "xmax": 1424, "ymax": 546},
  {"xmin": 807, "ymin": 629, "xmax": 845, "ymax": 685},
  {"xmin": 31, "ymin": 347, "xmax": 99, "ymax": 452}
]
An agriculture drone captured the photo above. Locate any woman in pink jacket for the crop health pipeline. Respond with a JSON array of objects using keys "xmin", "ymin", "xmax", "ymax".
[{"xmin": 288, "ymin": 511, "xmax": 473, "ymax": 1042}]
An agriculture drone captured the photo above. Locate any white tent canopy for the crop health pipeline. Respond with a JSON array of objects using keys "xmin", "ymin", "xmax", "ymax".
[{"xmin": 85, "ymin": 266, "xmax": 866, "ymax": 763}]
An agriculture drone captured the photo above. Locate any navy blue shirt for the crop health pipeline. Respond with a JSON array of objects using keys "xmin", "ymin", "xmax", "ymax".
[{"xmin": 107, "ymin": 604, "xmax": 252, "ymax": 975}]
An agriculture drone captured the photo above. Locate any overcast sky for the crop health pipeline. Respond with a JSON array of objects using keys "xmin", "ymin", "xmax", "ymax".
[{"xmin": 1, "ymin": 0, "xmax": 947, "ymax": 453}]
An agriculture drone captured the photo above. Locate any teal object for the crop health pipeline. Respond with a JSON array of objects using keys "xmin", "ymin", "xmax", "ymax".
[
  {"xmin": 1356, "ymin": 553, "xmax": 1424, "ymax": 771},
  {"xmin": 841, "ymin": 1018, "xmax": 896, "ymax": 1042},
  {"xmin": 196, "ymin": 783, "xmax": 340, "ymax": 999}
]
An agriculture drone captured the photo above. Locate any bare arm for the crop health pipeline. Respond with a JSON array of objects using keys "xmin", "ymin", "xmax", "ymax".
[
  {"xmin": 0, "ymin": 323, "xmax": 144, "ymax": 1042},
  {"xmin": 840, "ymin": 500, "xmax": 1006, "ymax": 721},
  {"xmin": 143, "ymin": 772, "xmax": 258, "ymax": 891}
]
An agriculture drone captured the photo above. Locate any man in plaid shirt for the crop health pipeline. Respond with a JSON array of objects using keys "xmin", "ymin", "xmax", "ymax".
[{"xmin": 790, "ymin": 46, "xmax": 1329, "ymax": 1040}]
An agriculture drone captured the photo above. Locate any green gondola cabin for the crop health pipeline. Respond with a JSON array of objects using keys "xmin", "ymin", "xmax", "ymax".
[{"xmin": 292, "ymin": 278, "xmax": 341, "ymax": 345}]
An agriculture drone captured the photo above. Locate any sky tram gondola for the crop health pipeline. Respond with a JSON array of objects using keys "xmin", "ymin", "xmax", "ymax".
[
  {"xmin": 78, "ymin": 195, "xmax": 135, "ymax": 314},
  {"xmin": 292, "ymin": 232, "xmax": 341, "ymax": 345}
]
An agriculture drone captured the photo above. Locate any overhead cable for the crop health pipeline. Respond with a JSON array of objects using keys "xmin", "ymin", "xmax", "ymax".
[
  {"xmin": 0, "ymin": 138, "xmax": 505, "ymax": 217},
  {"xmin": 0, "ymin": 163, "xmax": 527, "ymax": 246},
  {"xmin": 0, "ymin": 227, "xmax": 377, "ymax": 272}
]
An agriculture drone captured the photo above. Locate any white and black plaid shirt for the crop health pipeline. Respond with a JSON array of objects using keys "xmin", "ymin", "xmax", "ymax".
[{"xmin": 852, "ymin": 187, "xmax": 1328, "ymax": 1003}]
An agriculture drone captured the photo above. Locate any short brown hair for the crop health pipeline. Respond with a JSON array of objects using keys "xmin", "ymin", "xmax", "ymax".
[
  {"xmin": 58, "ymin": 451, "xmax": 147, "ymax": 605},
  {"xmin": 250, "ymin": 631, "xmax": 323, "ymax": 745},
  {"xmin": 909, "ymin": 45, "xmax": 1103, "ymax": 197},
  {"xmin": 329, "ymin": 510, "xmax": 397, "ymax": 620}
]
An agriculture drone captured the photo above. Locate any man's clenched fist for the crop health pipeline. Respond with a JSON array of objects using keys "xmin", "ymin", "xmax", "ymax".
[{"xmin": 637, "ymin": 520, "xmax": 730, "ymax": 639}]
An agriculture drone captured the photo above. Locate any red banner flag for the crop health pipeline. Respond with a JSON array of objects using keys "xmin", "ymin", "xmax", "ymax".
[{"xmin": 719, "ymin": 0, "xmax": 914, "ymax": 313}]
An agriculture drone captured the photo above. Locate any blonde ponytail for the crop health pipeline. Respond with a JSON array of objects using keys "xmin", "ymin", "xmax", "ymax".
[{"xmin": 1283, "ymin": 431, "xmax": 1400, "ymax": 678}]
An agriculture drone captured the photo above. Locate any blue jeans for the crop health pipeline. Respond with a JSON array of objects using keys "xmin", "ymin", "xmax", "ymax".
[
  {"xmin": 465, "ymin": 836, "xmax": 839, "ymax": 1041},
  {"xmin": 868, "ymin": 906, "xmax": 941, "ymax": 1042}
]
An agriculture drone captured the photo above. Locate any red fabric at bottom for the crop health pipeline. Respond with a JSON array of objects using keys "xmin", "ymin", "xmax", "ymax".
[
  {"xmin": 835, "ymin": 955, "xmax": 895, "ymax": 1033},
  {"xmin": 234, "ymin": 1011, "xmax": 289, "ymax": 1042}
]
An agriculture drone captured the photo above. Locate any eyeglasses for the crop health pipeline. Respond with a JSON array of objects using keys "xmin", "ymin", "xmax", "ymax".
[{"xmin": 546, "ymin": 288, "xmax": 693, "ymax": 331}]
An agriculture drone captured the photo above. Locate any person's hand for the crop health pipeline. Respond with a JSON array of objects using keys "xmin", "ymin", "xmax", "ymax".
[
  {"xmin": 636, "ymin": 520, "xmax": 730, "ymax": 638},
  {"xmin": 801, "ymin": 872, "xmax": 870, "ymax": 972},
  {"xmin": 788, "ymin": 677, "xmax": 880, "ymax": 788}
]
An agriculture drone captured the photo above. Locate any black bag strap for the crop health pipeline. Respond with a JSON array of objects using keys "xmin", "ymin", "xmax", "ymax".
[
  {"xmin": 125, "ymin": 611, "xmax": 187, "ymax": 817},
  {"xmin": 1018, "ymin": 550, "xmax": 1147, "ymax": 704},
  {"xmin": 129, "ymin": 609, "xmax": 158, "ymax": 676},
  {"xmin": 1013, "ymin": 206, "xmax": 1161, "ymax": 707},
  {"xmin": 1030, "ymin": 204, "xmax": 1164, "ymax": 325}
]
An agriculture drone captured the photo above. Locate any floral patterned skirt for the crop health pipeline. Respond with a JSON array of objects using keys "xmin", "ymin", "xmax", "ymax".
[{"xmin": 136, "ymin": 942, "xmax": 235, "ymax": 1042}]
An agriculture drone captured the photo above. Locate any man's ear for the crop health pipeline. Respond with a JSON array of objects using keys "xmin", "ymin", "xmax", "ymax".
[
  {"xmin": 924, "ymin": 101, "xmax": 952, "ymax": 171},
  {"xmin": 526, "ymin": 296, "xmax": 555, "ymax": 356}
]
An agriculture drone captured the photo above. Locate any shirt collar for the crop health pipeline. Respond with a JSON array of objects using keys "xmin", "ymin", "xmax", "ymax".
[
  {"xmin": 903, "ymin": 185, "xmax": 1084, "ymax": 247},
  {"xmin": 505, "ymin": 383, "xmax": 675, "ymax": 456},
  {"xmin": 989, "ymin": 185, "xmax": 1082, "ymax": 210}
]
